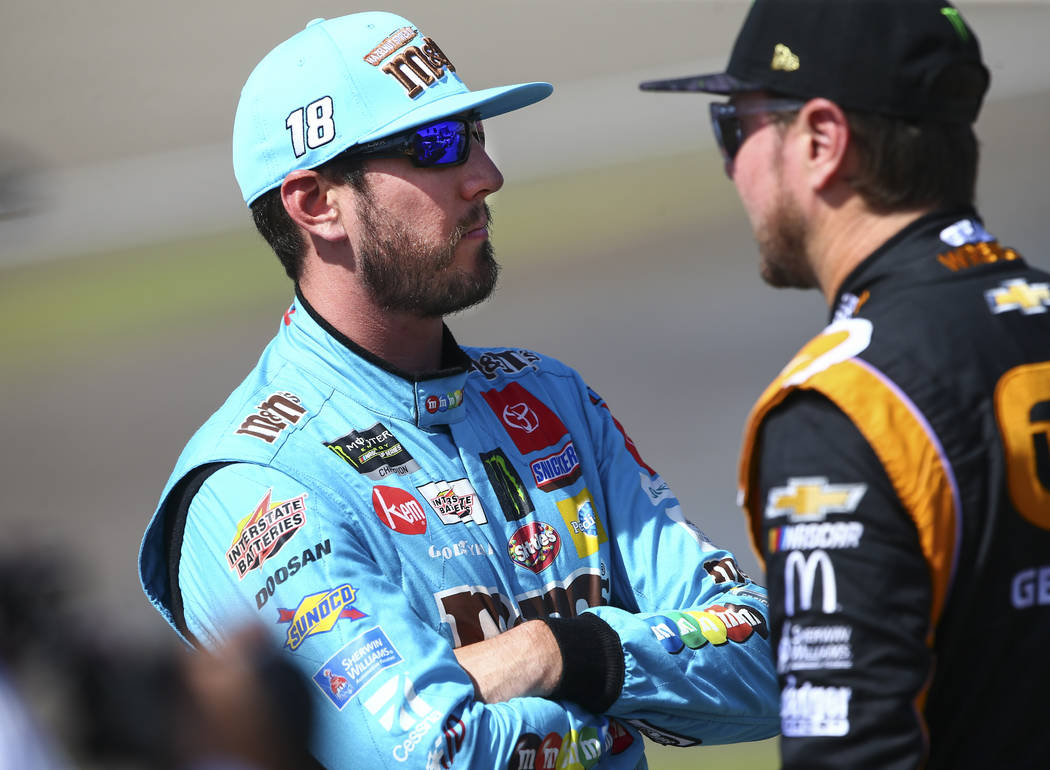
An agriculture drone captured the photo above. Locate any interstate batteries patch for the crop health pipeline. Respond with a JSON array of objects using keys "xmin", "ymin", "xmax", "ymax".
[{"xmin": 226, "ymin": 489, "xmax": 307, "ymax": 579}]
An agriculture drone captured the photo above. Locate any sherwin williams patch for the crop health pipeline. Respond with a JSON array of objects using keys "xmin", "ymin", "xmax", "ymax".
[{"xmin": 313, "ymin": 626, "xmax": 403, "ymax": 710}]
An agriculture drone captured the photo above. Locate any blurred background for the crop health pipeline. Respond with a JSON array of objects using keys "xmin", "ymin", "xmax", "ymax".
[{"xmin": 2, "ymin": 1, "xmax": 1048, "ymax": 766}]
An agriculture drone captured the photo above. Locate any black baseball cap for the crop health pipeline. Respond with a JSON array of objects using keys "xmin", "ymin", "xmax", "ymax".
[{"xmin": 640, "ymin": 0, "xmax": 990, "ymax": 123}]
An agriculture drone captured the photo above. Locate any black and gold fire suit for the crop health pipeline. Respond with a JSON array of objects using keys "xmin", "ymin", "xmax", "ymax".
[{"xmin": 738, "ymin": 208, "xmax": 1050, "ymax": 769}]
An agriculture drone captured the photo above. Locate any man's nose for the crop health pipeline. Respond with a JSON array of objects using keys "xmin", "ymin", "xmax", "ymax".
[{"xmin": 460, "ymin": 139, "xmax": 504, "ymax": 201}]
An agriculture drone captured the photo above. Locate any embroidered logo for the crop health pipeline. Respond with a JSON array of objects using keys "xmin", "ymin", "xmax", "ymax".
[
  {"xmin": 226, "ymin": 489, "xmax": 307, "ymax": 579},
  {"xmin": 985, "ymin": 278, "xmax": 1050, "ymax": 315},
  {"xmin": 235, "ymin": 392, "xmax": 306, "ymax": 443},
  {"xmin": 325, "ymin": 423, "xmax": 421, "ymax": 480},
  {"xmin": 277, "ymin": 584, "xmax": 367, "ymax": 650},
  {"xmin": 364, "ymin": 26, "xmax": 416, "ymax": 66},
  {"xmin": 771, "ymin": 43, "xmax": 800, "ymax": 72},
  {"xmin": 765, "ymin": 477, "xmax": 867, "ymax": 523}
]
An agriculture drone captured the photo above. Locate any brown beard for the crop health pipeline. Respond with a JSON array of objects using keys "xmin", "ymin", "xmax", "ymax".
[
  {"xmin": 354, "ymin": 192, "xmax": 500, "ymax": 318},
  {"xmin": 755, "ymin": 159, "xmax": 818, "ymax": 290}
]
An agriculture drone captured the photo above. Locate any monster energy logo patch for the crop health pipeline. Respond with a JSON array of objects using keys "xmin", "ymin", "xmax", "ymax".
[
  {"xmin": 325, "ymin": 423, "xmax": 421, "ymax": 480},
  {"xmin": 940, "ymin": 7, "xmax": 970, "ymax": 42},
  {"xmin": 479, "ymin": 448, "xmax": 534, "ymax": 522}
]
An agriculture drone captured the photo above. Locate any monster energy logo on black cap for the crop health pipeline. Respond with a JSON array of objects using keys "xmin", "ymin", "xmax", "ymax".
[
  {"xmin": 479, "ymin": 449, "xmax": 534, "ymax": 522},
  {"xmin": 940, "ymin": 7, "xmax": 970, "ymax": 42}
]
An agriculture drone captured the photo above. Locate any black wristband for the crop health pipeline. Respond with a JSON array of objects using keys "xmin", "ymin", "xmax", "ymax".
[{"xmin": 541, "ymin": 613, "xmax": 625, "ymax": 714}]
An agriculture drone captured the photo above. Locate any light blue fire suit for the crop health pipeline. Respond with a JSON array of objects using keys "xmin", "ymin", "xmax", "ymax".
[{"xmin": 139, "ymin": 291, "xmax": 778, "ymax": 769}]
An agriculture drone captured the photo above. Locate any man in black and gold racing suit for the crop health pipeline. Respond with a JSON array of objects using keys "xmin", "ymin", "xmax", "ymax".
[{"xmin": 641, "ymin": 1, "xmax": 1050, "ymax": 767}]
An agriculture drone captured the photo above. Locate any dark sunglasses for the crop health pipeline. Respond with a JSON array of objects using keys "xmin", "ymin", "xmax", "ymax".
[
  {"xmin": 350, "ymin": 114, "xmax": 485, "ymax": 167},
  {"xmin": 709, "ymin": 99, "xmax": 806, "ymax": 161}
]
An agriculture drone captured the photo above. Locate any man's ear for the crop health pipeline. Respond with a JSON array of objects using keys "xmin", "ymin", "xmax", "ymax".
[
  {"xmin": 280, "ymin": 170, "xmax": 348, "ymax": 243},
  {"xmin": 796, "ymin": 98, "xmax": 851, "ymax": 192}
]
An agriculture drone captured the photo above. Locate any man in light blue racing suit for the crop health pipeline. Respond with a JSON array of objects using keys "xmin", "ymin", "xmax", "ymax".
[{"xmin": 138, "ymin": 12, "xmax": 779, "ymax": 768}]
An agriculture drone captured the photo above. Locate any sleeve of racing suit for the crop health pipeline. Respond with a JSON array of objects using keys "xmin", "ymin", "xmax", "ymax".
[
  {"xmin": 176, "ymin": 462, "xmax": 646, "ymax": 770},
  {"xmin": 756, "ymin": 391, "xmax": 933, "ymax": 769},
  {"xmin": 569, "ymin": 385, "xmax": 780, "ymax": 746}
]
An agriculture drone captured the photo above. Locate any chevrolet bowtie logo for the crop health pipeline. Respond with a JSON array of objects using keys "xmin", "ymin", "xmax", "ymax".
[
  {"xmin": 985, "ymin": 279, "xmax": 1050, "ymax": 315},
  {"xmin": 771, "ymin": 43, "xmax": 800, "ymax": 72},
  {"xmin": 765, "ymin": 477, "xmax": 867, "ymax": 523}
]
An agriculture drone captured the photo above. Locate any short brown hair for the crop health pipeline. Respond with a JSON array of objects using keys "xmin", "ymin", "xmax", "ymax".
[
  {"xmin": 769, "ymin": 66, "xmax": 983, "ymax": 213},
  {"xmin": 249, "ymin": 153, "xmax": 368, "ymax": 282},
  {"xmin": 844, "ymin": 112, "xmax": 978, "ymax": 213},
  {"xmin": 842, "ymin": 65, "xmax": 985, "ymax": 212}
]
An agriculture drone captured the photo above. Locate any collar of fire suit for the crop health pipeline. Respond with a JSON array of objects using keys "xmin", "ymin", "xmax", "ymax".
[
  {"xmin": 283, "ymin": 286, "xmax": 471, "ymax": 429},
  {"xmin": 830, "ymin": 205, "xmax": 986, "ymax": 321}
]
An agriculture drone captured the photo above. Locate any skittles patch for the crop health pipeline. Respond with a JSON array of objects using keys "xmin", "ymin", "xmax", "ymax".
[{"xmin": 508, "ymin": 521, "xmax": 561, "ymax": 573}]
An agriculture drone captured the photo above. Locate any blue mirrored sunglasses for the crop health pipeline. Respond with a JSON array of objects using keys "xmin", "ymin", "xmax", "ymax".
[{"xmin": 351, "ymin": 114, "xmax": 485, "ymax": 167}]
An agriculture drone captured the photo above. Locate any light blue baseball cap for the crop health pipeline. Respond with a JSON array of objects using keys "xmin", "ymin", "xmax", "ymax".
[{"xmin": 233, "ymin": 12, "xmax": 553, "ymax": 205}]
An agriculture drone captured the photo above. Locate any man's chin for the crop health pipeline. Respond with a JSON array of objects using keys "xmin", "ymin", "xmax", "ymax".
[
  {"xmin": 759, "ymin": 259, "xmax": 817, "ymax": 290},
  {"xmin": 456, "ymin": 237, "xmax": 497, "ymax": 267}
]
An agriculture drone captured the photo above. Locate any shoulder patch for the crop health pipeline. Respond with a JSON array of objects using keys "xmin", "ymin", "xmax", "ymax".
[
  {"xmin": 235, "ymin": 391, "xmax": 308, "ymax": 444},
  {"xmin": 778, "ymin": 319, "xmax": 872, "ymax": 389},
  {"xmin": 467, "ymin": 348, "xmax": 542, "ymax": 381},
  {"xmin": 985, "ymin": 278, "xmax": 1050, "ymax": 315}
]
